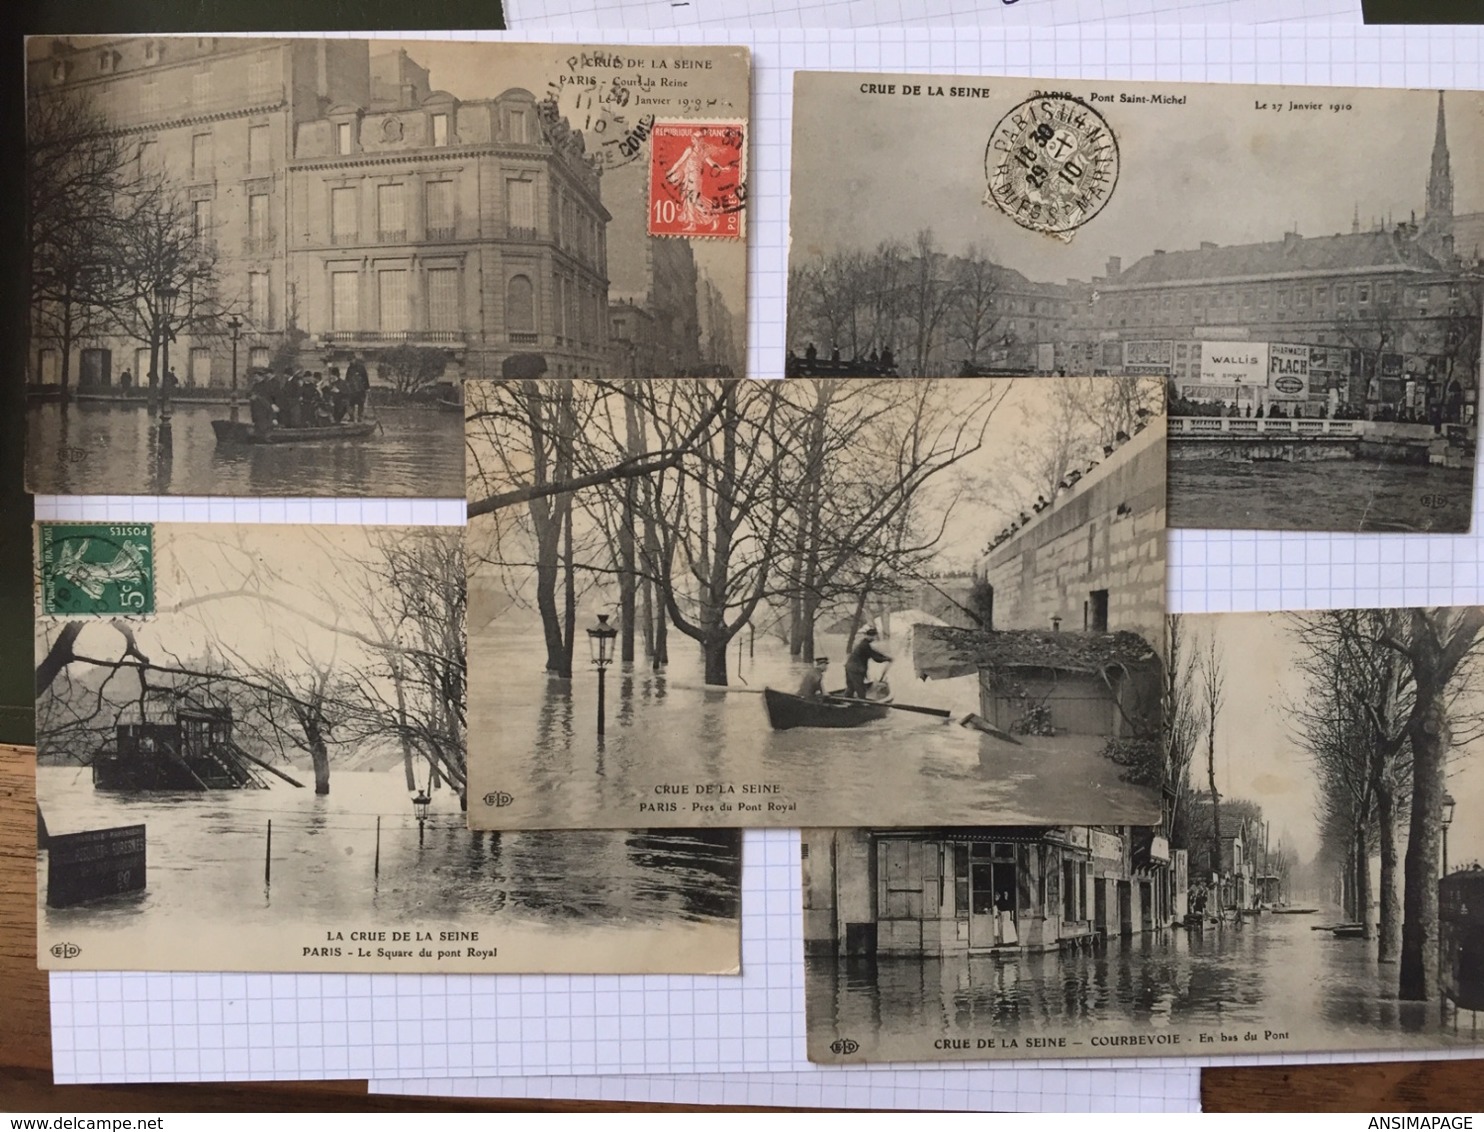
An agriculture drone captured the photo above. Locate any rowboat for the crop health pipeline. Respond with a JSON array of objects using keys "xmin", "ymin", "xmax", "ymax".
[
  {"xmin": 211, "ymin": 419, "xmax": 377, "ymax": 444},
  {"xmin": 1270, "ymin": 907, "xmax": 1318, "ymax": 915},
  {"xmin": 762, "ymin": 686, "xmax": 893, "ymax": 731}
]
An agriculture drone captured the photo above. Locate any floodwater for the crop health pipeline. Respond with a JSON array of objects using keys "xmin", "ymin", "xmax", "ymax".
[
  {"xmin": 26, "ymin": 401, "xmax": 464, "ymax": 497},
  {"xmin": 38, "ymin": 764, "xmax": 741, "ymax": 938},
  {"xmin": 1169, "ymin": 457, "xmax": 1476, "ymax": 534},
  {"xmin": 807, "ymin": 912, "xmax": 1475, "ymax": 1059},
  {"xmin": 469, "ymin": 626, "xmax": 1162, "ymax": 830}
]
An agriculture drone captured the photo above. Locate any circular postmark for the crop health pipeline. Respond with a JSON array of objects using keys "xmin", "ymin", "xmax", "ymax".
[
  {"xmin": 545, "ymin": 71, "xmax": 656, "ymax": 172},
  {"xmin": 983, "ymin": 94, "xmax": 1120, "ymax": 237}
]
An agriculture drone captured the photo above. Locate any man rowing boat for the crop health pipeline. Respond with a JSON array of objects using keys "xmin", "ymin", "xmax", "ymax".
[{"xmin": 844, "ymin": 627, "xmax": 892, "ymax": 700}]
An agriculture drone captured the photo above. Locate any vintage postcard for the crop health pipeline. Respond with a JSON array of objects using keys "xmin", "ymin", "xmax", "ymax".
[
  {"xmin": 465, "ymin": 375, "xmax": 1166, "ymax": 831},
  {"xmin": 807, "ymin": 607, "xmax": 1484, "ymax": 1063},
  {"xmin": 787, "ymin": 72, "xmax": 1483, "ymax": 534},
  {"xmin": 24, "ymin": 36, "xmax": 748, "ymax": 497},
  {"xmin": 34, "ymin": 522, "xmax": 741, "ymax": 973}
]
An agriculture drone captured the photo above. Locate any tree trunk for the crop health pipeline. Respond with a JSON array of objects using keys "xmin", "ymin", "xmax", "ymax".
[
  {"xmin": 309, "ymin": 733, "xmax": 330, "ymax": 796},
  {"xmin": 703, "ymin": 634, "xmax": 729, "ymax": 686},
  {"xmin": 562, "ymin": 502, "xmax": 576, "ymax": 678},
  {"xmin": 1399, "ymin": 692, "xmax": 1449, "ymax": 1001},
  {"xmin": 391, "ymin": 659, "xmax": 417, "ymax": 791},
  {"xmin": 1207, "ymin": 746, "xmax": 1222, "ymax": 912},
  {"xmin": 1377, "ymin": 776, "xmax": 1401, "ymax": 961},
  {"xmin": 533, "ymin": 517, "xmax": 567, "ymax": 677},
  {"xmin": 619, "ymin": 391, "xmax": 640, "ymax": 664},
  {"xmin": 1355, "ymin": 823, "xmax": 1373, "ymax": 939}
]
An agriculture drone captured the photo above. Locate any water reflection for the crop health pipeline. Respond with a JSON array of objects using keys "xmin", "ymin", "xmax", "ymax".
[
  {"xmin": 471, "ymin": 626, "xmax": 1161, "ymax": 829},
  {"xmin": 38, "ymin": 764, "xmax": 740, "ymax": 936},
  {"xmin": 809, "ymin": 914, "xmax": 1466, "ymax": 1056},
  {"xmin": 27, "ymin": 402, "xmax": 463, "ymax": 497},
  {"xmin": 1169, "ymin": 457, "xmax": 1474, "ymax": 533}
]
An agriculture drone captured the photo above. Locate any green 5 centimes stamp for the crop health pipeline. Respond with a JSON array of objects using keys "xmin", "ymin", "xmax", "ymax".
[{"xmin": 38, "ymin": 523, "xmax": 155, "ymax": 617}]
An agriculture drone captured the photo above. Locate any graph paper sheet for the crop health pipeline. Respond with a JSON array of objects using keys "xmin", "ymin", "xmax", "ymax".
[
  {"xmin": 44, "ymin": 21, "xmax": 1484, "ymax": 1086},
  {"xmin": 505, "ymin": 0, "xmax": 1359, "ymax": 32},
  {"xmin": 371, "ymin": 1068, "xmax": 1203, "ymax": 1111}
]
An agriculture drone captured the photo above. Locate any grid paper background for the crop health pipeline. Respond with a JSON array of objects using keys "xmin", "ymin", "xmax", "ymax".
[
  {"xmin": 506, "ymin": 0, "xmax": 1359, "ymax": 32},
  {"xmin": 41, "ymin": 21, "xmax": 1484, "ymax": 1087},
  {"xmin": 371, "ymin": 1068, "xmax": 1203, "ymax": 1111}
]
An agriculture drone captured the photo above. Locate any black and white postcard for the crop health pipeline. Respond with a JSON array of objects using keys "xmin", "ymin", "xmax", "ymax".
[
  {"xmin": 787, "ymin": 72, "xmax": 1484, "ymax": 533},
  {"xmin": 34, "ymin": 522, "xmax": 741, "ymax": 973},
  {"xmin": 24, "ymin": 36, "xmax": 748, "ymax": 497},
  {"xmin": 807, "ymin": 608, "xmax": 1484, "ymax": 1063},
  {"xmin": 465, "ymin": 375, "xmax": 1166, "ymax": 831}
]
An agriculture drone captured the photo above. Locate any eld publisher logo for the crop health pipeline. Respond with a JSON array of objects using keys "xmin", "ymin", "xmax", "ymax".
[
  {"xmin": 1421, "ymin": 494, "xmax": 1452, "ymax": 510},
  {"xmin": 483, "ymin": 791, "xmax": 514, "ymax": 808},
  {"xmin": 50, "ymin": 942, "xmax": 81, "ymax": 959},
  {"xmin": 830, "ymin": 1038, "xmax": 859, "ymax": 1055}
]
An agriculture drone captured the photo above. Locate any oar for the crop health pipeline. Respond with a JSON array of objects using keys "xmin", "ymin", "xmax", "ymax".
[
  {"xmin": 958, "ymin": 713, "xmax": 1025, "ymax": 746},
  {"xmin": 821, "ymin": 694, "xmax": 952, "ymax": 721},
  {"xmin": 668, "ymin": 681, "xmax": 765, "ymax": 695}
]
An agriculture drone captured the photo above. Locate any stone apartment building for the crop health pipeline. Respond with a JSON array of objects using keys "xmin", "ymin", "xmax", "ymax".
[{"xmin": 28, "ymin": 37, "xmax": 612, "ymax": 389}]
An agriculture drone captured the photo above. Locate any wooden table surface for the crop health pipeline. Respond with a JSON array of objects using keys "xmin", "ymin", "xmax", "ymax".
[{"xmin": 3, "ymin": 745, "xmax": 1481, "ymax": 1113}]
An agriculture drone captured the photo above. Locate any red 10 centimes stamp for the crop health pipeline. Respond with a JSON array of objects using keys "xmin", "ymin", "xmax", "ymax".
[{"xmin": 648, "ymin": 120, "xmax": 746, "ymax": 239}]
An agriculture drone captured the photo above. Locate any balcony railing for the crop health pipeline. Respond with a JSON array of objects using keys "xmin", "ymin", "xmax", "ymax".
[
  {"xmin": 508, "ymin": 332, "xmax": 539, "ymax": 346},
  {"xmin": 330, "ymin": 231, "xmax": 361, "ymax": 246},
  {"xmin": 241, "ymin": 234, "xmax": 276, "ymax": 255},
  {"xmin": 506, "ymin": 225, "xmax": 538, "ymax": 241},
  {"xmin": 1169, "ymin": 416, "xmax": 1361, "ymax": 438},
  {"xmin": 321, "ymin": 330, "xmax": 467, "ymax": 346},
  {"xmin": 377, "ymin": 229, "xmax": 407, "ymax": 244},
  {"xmin": 426, "ymin": 226, "xmax": 458, "ymax": 241}
]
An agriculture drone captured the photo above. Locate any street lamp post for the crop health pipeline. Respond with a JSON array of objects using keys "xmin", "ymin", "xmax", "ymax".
[
  {"xmin": 155, "ymin": 284, "xmax": 179, "ymax": 423},
  {"xmin": 413, "ymin": 789, "xmax": 432, "ymax": 848},
  {"xmin": 586, "ymin": 613, "xmax": 619, "ymax": 737},
  {"xmin": 1443, "ymin": 792, "xmax": 1457, "ymax": 876},
  {"xmin": 227, "ymin": 315, "xmax": 243, "ymax": 423}
]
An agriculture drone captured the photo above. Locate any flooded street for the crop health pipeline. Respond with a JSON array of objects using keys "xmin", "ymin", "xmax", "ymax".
[
  {"xmin": 808, "ymin": 911, "xmax": 1476, "ymax": 1060},
  {"xmin": 1169, "ymin": 457, "xmax": 1475, "ymax": 533},
  {"xmin": 38, "ymin": 763, "xmax": 740, "ymax": 971},
  {"xmin": 471, "ymin": 625, "xmax": 1161, "ymax": 830},
  {"xmin": 26, "ymin": 401, "xmax": 464, "ymax": 497}
]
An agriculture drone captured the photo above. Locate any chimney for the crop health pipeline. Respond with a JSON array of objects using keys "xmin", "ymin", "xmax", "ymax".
[
  {"xmin": 1200, "ymin": 241, "xmax": 1218, "ymax": 251},
  {"xmin": 1153, "ymin": 249, "xmax": 1166, "ymax": 256},
  {"xmin": 1106, "ymin": 256, "xmax": 1121, "ymax": 278},
  {"xmin": 1283, "ymin": 231, "xmax": 1301, "ymax": 252}
]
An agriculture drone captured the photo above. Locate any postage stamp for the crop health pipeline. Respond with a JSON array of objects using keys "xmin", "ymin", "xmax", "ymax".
[
  {"xmin": 38, "ymin": 523, "xmax": 155, "ymax": 617},
  {"xmin": 983, "ymin": 94, "xmax": 1120, "ymax": 238},
  {"xmin": 648, "ymin": 120, "xmax": 746, "ymax": 239}
]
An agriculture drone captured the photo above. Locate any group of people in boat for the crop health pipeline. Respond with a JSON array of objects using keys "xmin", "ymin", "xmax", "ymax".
[
  {"xmin": 795, "ymin": 627, "xmax": 893, "ymax": 700},
  {"xmin": 248, "ymin": 358, "xmax": 370, "ymax": 437}
]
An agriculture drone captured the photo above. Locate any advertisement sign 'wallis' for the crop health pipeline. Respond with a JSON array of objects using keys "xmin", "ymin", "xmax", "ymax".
[
  {"xmin": 1268, "ymin": 343, "xmax": 1311, "ymax": 400},
  {"xmin": 1199, "ymin": 341, "xmax": 1269, "ymax": 386}
]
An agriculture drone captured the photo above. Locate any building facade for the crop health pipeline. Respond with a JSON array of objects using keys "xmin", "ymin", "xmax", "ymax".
[
  {"xmin": 976, "ymin": 417, "xmax": 1167, "ymax": 655},
  {"xmin": 803, "ymin": 824, "xmax": 1176, "ymax": 957},
  {"xmin": 28, "ymin": 37, "xmax": 612, "ymax": 390},
  {"xmin": 1062, "ymin": 93, "xmax": 1482, "ymax": 417}
]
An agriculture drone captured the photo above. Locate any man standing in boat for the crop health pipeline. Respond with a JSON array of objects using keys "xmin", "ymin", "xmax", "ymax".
[
  {"xmin": 796, "ymin": 656, "xmax": 830, "ymax": 700},
  {"xmin": 844, "ymin": 627, "xmax": 891, "ymax": 700},
  {"xmin": 345, "ymin": 356, "xmax": 370, "ymax": 422}
]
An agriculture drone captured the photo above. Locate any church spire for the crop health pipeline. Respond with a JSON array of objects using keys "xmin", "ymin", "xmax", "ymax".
[{"xmin": 1426, "ymin": 90, "xmax": 1454, "ymax": 223}]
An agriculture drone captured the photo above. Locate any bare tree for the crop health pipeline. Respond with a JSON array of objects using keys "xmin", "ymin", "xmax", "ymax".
[
  {"xmin": 902, "ymin": 229, "xmax": 959, "ymax": 378},
  {"xmin": 1385, "ymin": 608, "xmax": 1484, "ymax": 1001},
  {"xmin": 947, "ymin": 245, "xmax": 1005, "ymax": 368},
  {"xmin": 1199, "ymin": 631, "xmax": 1226, "ymax": 910},
  {"xmin": 26, "ymin": 85, "xmax": 142, "ymax": 397},
  {"xmin": 108, "ymin": 175, "xmax": 227, "ymax": 391}
]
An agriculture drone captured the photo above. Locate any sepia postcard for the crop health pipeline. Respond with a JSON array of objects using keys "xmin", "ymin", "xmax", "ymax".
[
  {"xmin": 465, "ymin": 375, "xmax": 1166, "ymax": 831},
  {"xmin": 34, "ymin": 522, "xmax": 741, "ymax": 973},
  {"xmin": 787, "ymin": 72, "xmax": 1484, "ymax": 534},
  {"xmin": 24, "ymin": 36, "xmax": 748, "ymax": 497},
  {"xmin": 807, "ymin": 607, "xmax": 1484, "ymax": 1063}
]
